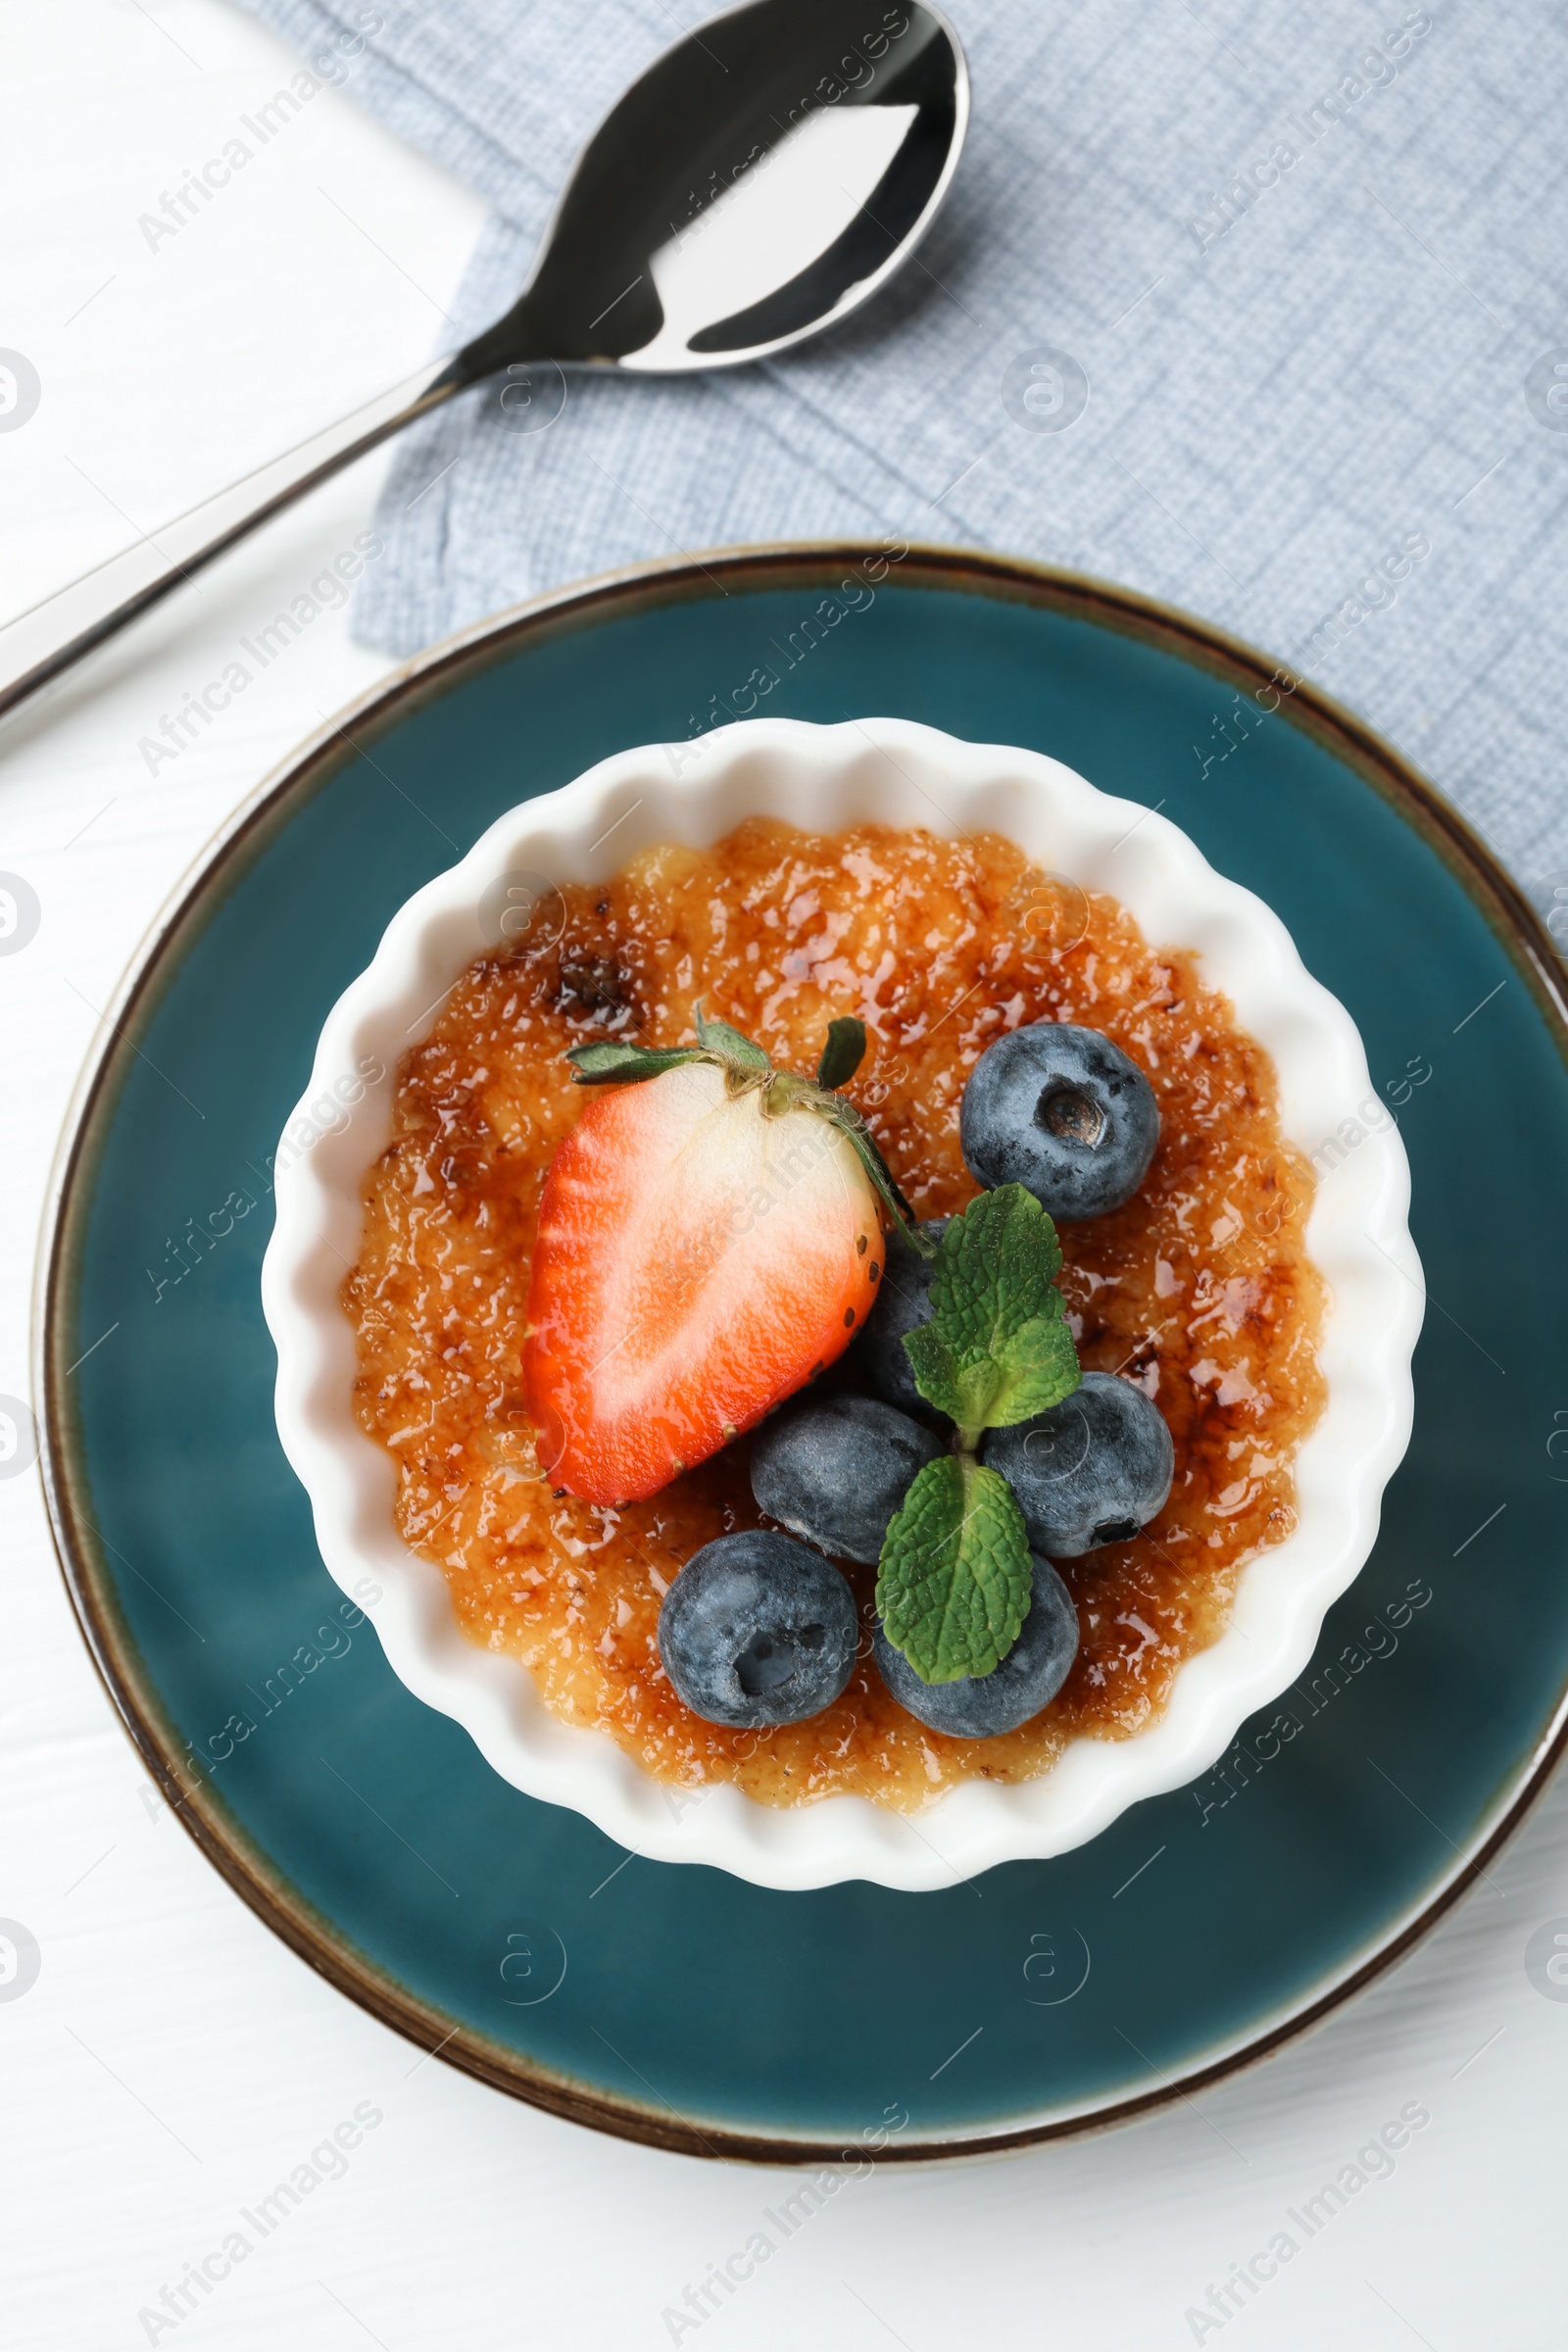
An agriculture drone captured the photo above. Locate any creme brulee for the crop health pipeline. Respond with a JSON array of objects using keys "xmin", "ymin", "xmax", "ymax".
[{"xmin": 343, "ymin": 820, "xmax": 1325, "ymax": 1811}]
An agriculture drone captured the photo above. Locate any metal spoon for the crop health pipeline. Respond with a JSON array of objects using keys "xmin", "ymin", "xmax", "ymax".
[{"xmin": 0, "ymin": 0, "xmax": 967, "ymax": 722}]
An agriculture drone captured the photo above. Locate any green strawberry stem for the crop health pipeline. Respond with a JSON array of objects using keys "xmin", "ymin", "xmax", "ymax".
[{"xmin": 565, "ymin": 1006, "xmax": 935, "ymax": 1255}]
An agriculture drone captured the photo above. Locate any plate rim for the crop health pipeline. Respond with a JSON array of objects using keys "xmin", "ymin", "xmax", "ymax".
[{"xmin": 32, "ymin": 536, "xmax": 1568, "ymax": 2165}]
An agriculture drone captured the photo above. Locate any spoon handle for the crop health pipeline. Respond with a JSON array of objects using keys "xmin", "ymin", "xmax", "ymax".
[{"xmin": 0, "ymin": 354, "xmax": 465, "ymax": 725}]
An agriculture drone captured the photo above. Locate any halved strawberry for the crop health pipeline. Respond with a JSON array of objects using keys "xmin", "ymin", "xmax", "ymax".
[{"xmin": 522, "ymin": 1011, "xmax": 927, "ymax": 1505}]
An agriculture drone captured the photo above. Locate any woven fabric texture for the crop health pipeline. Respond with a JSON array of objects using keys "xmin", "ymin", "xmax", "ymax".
[{"xmin": 240, "ymin": 0, "xmax": 1568, "ymax": 884}]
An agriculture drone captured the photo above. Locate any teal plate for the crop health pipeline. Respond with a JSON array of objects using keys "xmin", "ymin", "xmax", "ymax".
[{"xmin": 40, "ymin": 546, "xmax": 1568, "ymax": 2162}]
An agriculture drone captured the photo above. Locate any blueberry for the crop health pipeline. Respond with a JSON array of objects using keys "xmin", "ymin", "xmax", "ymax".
[
  {"xmin": 959, "ymin": 1022, "xmax": 1158, "ymax": 1219},
  {"xmin": 872, "ymin": 1552, "xmax": 1079, "ymax": 1738},
  {"xmin": 658, "ymin": 1531, "xmax": 858, "ymax": 1727},
  {"xmin": 984, "ymin": 1371, "xmax": 1174, "ymax": 1557},
  {"xmin": 752, "ymin": 1394, "xmax": 943, "ymax": 1563},
  {"xmin": 845, "ymin": 1217, "xmax": 950, "ymax": 1416}
]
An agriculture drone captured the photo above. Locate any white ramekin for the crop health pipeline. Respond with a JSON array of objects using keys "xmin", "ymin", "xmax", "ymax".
[{"xmin": 261, "ymin": 716, "xmax": 1422, "ymax": 1891}]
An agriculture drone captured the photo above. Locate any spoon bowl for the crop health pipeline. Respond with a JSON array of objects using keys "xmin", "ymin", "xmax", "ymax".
[
  {"xmin": 467, "ymin": 0, "xmax": 966, "ymax": 375},
  {"xmin": 0, "ymin": 0, "xmax": 967, "ymax": 721}
]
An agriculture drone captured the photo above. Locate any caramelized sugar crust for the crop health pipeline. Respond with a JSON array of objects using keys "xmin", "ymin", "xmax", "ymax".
[{"xmin": 344, "ymin": 821, "xmax": 1325, "ymax": 1811}]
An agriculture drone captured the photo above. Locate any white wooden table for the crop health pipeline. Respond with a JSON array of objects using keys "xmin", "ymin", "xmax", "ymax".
[{"xmin": 2, "ymin": 5, "xmax": 1562, "ymax": 2346}]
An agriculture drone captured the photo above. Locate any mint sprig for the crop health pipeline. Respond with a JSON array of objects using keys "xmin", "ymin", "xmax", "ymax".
[{"xmin": 876, "ymin": 1185, "xmax": 1081, "ymax": 1684}]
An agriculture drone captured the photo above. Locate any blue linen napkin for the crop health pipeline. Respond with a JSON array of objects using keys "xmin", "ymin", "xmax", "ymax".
[{"xmin": 240, "ymin": 0, "xmax": 1568, "ymax": 886}]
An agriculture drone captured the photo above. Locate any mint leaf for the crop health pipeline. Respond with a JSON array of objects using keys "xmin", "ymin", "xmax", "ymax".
[
  {"xmin": 568, "ymin": 1042, "xmax": 707, "ymax": 1085},
  {"xmin": 876, "ymin": 1454, "xmax": 1033, "ymax": 1684},
  {"xmin": 815, "ymin": 1016, "xmax": 867, "ymax": 1090},
  {"xmin": 903, "ymin": 1184, "xmax": 1079, "ymax": 1437},
  {"xmin": 989, "ymin": 1312, "xmax": 1082, "ymax": 1426},
  {"xmin": 931, "ymin": 1183, "xmax": 1062, "ymax": 1351},
  {"xmin": 902, "ymin": 1325, "xmax": 997, "ymax": 1429}
]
